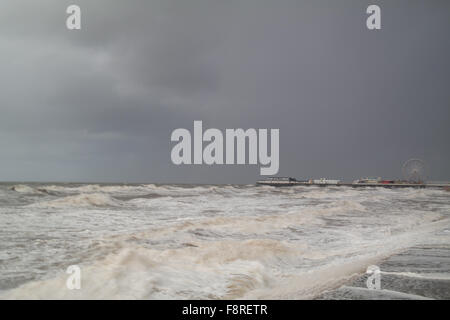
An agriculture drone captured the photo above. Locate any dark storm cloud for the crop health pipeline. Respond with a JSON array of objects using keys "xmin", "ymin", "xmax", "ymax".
[{"xmin": 0, "ymin": 0, "xmax": 449, "ymax": 183}]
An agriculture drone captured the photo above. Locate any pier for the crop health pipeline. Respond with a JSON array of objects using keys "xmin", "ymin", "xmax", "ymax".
[{"xmin": 256, "ymin": 178, "xmax": 450, "ymax": 189}]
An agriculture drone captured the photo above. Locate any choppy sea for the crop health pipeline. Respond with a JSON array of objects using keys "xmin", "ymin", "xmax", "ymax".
[{"xmin": 0, "ymin": 183, "xmax": 449, "ymax": 299}]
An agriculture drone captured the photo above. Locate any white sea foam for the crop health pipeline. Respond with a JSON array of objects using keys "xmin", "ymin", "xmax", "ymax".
[
  {"xmin": 331, "ymin": 286, "xmax": 433, "ymax": 300},
  {"xmin": 4, "ymin": 218, "xmax": 447, "ymax": 300},
  {"xmin": 1, "ymin": 184, "xmax": 449, "ymax": 299},
  {"xmin": 36, "ymin": 184, "xmax": 157, "ymax": 195},
  {"xmin": 380, "ymin": 271, "xmax": 450, "ymax": 280},
  {"xmin": 1, "ymin": 239, "xmax": 290, "ymax": 299},
  {"xmin": 29, "ymin": 193, "xmax": 120, "ymax": 208}
]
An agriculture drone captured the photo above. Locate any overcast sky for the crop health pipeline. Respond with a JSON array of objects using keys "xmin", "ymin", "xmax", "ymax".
[{"xmin": 0, "ymin": 0, "xmax": 449, "ymax": 183}]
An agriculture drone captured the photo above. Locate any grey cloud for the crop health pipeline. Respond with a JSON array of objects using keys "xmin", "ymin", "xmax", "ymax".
[{"xmin": 0, "ymin": 0, "xmax": 449, "ymax": 183}]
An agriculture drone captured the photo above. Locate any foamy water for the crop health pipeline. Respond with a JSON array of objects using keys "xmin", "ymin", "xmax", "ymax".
[{"xmin": 0, "ymin": 183, "xmax": 449, "ymax": 299}]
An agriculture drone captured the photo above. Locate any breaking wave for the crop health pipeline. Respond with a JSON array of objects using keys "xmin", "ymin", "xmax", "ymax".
[
  {"xmin": 1, "ymin": 183, "xmax": 449, "ymax": 299},
  {"xmin": 1, "ymin": 239, "xmax": 291, "ymax": 299},
  {"xmin": 29, "ymin": 193, "xmax": 120, "ymax": 208},
  {"xmin": 10, "ymin": 185, "xmax": 45, "ymax": 195}
]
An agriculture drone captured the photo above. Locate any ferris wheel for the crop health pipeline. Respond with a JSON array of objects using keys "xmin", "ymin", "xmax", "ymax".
[{"xmin": 402, "ymin": 159, "xmax": 426, "ymax": 183}]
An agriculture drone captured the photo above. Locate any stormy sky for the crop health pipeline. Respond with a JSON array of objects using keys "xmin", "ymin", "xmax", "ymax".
[{"xmin": 0, "ymin": 0, "xmax": 449, "ymax": 184}]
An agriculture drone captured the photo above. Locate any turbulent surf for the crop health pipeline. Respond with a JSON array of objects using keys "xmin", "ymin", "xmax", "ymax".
[{"xmin": 0, "ymin": 183, "xmax": 449, "ymax": 299}]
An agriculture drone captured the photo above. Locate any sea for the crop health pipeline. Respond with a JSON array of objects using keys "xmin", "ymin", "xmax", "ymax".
[{"xmin": 0, "ymin": 183, "xmax": 449, "ymax": 299}]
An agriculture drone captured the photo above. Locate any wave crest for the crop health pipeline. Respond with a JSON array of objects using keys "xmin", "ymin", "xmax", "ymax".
[{"xmin": 29, "ymin": 193, "xmax": 119, "ymax": 208}]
